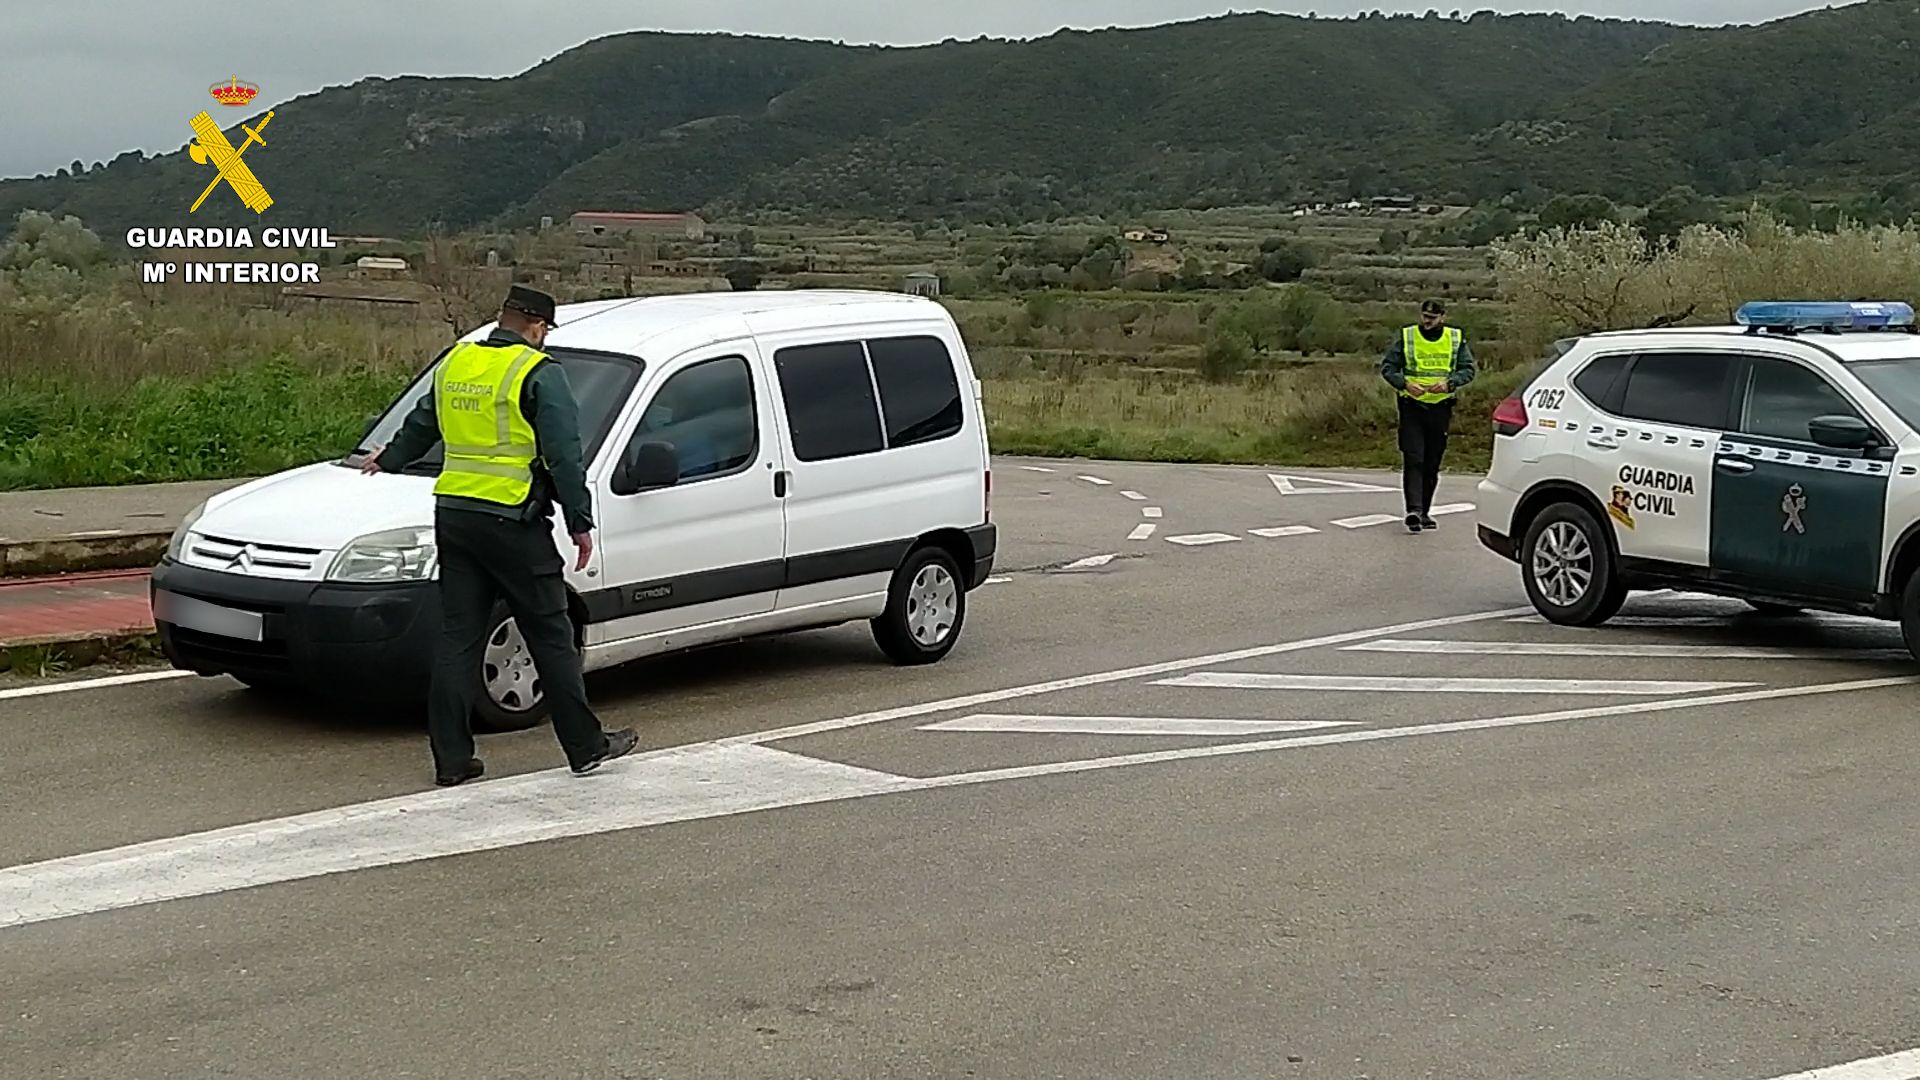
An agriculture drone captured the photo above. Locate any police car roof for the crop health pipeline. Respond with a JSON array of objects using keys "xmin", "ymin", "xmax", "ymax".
[
  {"xmin": 1577, "ymin": 324, "xmax": 1920, "ymax": 363},
  {"xmin": 462, "ymin": 289, "xmax": 945, "ymax": 358}
]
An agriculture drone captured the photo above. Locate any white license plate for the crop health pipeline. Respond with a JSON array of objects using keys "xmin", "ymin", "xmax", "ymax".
[{"xmin": 153, "ymin": 590, "xmax": 265, "ymax": 642}]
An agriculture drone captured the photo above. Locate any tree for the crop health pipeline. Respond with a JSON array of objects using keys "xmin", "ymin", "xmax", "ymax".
[
  {"xmin": 725, "ymin": 262, "xmax": 763, "ymax": 290},
  {"xmin": 1536, "ymin": 194, "xmax": 1617, "ymax": 231}
]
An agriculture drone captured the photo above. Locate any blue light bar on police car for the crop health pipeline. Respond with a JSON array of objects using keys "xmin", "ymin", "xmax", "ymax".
[{"xmin": 1734, "ymin": 301, "xmax": 1916, "ymax": 329}]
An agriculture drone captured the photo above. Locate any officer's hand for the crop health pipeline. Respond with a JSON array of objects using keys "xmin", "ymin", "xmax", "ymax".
[
  {"xmin": 571, "ymin": 530, "xmax": 593, "ymax": 571},
  {"xmin": 357, "ymin": 447, "xmax": 383, "ymax": 475}
]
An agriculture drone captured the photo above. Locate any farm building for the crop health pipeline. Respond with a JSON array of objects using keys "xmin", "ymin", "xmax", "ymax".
[{"xmin": 570, "ymin": 211, "xmax": 707, "ymax": 240}]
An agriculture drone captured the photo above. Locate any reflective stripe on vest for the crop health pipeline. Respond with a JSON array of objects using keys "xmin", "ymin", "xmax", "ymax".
[
  {"xmin": 431, "ymin": 342, "xmax": 545, "ymax": 505},
  {"xmin": 1401, "ymin": 325, "xmax": 1460, "ymax": 403}
]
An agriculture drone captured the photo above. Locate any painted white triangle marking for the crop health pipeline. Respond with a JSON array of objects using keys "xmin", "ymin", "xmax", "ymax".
[
  {"xmin": 918, "ymin": 714, "xmax": 1363, "ymax": 736},
  {"xmin": 1142, "ymin": 507, "xmax": 1163, "ymax": 519},
  {"xmin": 1154, "ymin": 672, "xmax": 1757, "ymax": 695},
  {"xmin": 1269, "ymin": 473, "xmax": 1397, "ymax": 495},
  {"xmin": 1129, "ymin": 523, "xmax": 1158, "ymax": 541}
]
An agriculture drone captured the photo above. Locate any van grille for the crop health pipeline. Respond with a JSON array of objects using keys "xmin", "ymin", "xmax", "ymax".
[{"xmin": 184, "ymin": 534, "xmax": 324, "ymax": 579}]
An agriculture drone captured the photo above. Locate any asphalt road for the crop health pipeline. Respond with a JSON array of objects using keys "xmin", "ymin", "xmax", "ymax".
[{"xmin": 7, "ymin": 457, "xmax": 1920, "ymax": 1080}]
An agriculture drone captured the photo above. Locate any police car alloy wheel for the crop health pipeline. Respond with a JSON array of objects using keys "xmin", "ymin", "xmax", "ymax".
[
  {"xmin": 472, "ymin": 605, "xmax": 550, "ymax": 733},
  {"xmin": 873, "ymin": 545, "xmax": 966, "ymax": 664},
  {"xmin": 1520, "ymin": 502, "xmax": 1626, "ymax": 627}
]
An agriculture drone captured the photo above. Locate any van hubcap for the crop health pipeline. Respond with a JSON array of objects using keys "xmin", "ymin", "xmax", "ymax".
[
  {"xmin": 484, "ymin": 618, "xmax": 542, "ymax": 711},
  {"xmin": 906, "ymin": 564, "xmax": 958, "ymax": 647},
  {"xmin": 1532, "ymin": 522, "xmax": 1593, "ymax": 607}
]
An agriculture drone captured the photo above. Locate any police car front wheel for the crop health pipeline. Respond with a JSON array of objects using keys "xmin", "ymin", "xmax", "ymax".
[{"xmin": 1520, "ymin": 502, "xmax": 1626, "ymax": 627}]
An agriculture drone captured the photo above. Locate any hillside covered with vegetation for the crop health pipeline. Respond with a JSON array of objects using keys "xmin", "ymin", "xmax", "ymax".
[{"xmin": 10, "ymin": 5, "xmax": 1914, "ymax": 234}]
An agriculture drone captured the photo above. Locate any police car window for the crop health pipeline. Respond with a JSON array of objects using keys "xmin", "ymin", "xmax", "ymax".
[
  {"xmin": 1615, "ymin": 352, "xmax": 1735, "ymax": 429},
  {"xmin": 1849, "ymin": 358, "xmax": 1920, "ymax": 431},
  {"xmin": 868, "ymin": 336, "xmax": 963, "ymax": 448},
  {"xmin": 1571, "ymin": 354, "xmax": 1631, "ymax": 411},
  {"xmin": 773, "ymin": 341, "xmax": 886, "ymax": 461},
  {"xmin": 1739, "ymin": 357, "xmax": 1860, "ymax": 443},
  {"xmin": 630, "ymin": 356, "xmax": 756, "ymax": 481}
]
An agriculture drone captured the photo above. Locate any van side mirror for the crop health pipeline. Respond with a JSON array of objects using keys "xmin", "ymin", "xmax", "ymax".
[
  {"xmin": 611, "ymin": 441, "xmax": 679, "ymax": 496},
  {"xmin": 1808, "ymin": 414, "xmax": 1880, "ymax": 451}
]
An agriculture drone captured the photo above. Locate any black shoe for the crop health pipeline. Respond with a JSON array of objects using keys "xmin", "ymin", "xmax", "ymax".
[
  {"xmin": 572, "ymin": 728, "xmax": 639, "ymax": 775},
  {"xmin": 1419, "ymin": 514, "xmax": 1438, "ymax": 530},
  {"xmin": 435, "ymin": 759, "xmax": 484, "ymax": 787},
  {"xmin": 1405, "ymin": 513, "xmax": 1422, "ymax": 533}
]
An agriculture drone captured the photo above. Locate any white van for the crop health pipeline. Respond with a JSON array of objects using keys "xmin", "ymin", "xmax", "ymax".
[{"xmin": 150, "ymin": 289, "xmax": 997, "ymax": 731}]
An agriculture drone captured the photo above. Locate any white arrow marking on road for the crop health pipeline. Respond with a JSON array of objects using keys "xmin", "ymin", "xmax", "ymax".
[
  {"xmin": 1346, "ymin": 639, "xmax": 1913, "ymax": 661},
  {"xmin": 1154, "ymin": 672, "xmax": 1756, "ymax": 695},
  {"xmin": 1128, "ymin": 523, "xmax": 1157, "ymax": 541},
  {"xmin": 1165, "ymin": 533, "xmax": 1241, "ymax": 546},
  {"xmin": 1250, "ymin": 525, "xmax": 1320, "ymax": 538},
  {"xmin": 918, "ymin": 714, "xmax": 1361, "ymax": 736},
  {"xmin": 1331, "ymin": 513, "xmax": 1403, "ymax": 529},
  {"xmin": 1269, "ymin": 473, "xmax": 1397, "ymax": 495}
]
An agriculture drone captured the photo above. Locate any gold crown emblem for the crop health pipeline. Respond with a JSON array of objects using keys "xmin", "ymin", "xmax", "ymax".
[{"xmin": 210, "ymin": 76, "xmax": 259, "ymax": 107}]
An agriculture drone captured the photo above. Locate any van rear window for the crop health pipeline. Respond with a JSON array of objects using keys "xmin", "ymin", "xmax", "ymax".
[
  {"xmin": 869, "ymin": 336, "xmax": 963, "ymax": 448},
  {"xmin": 773, "ymin": 342, "xmax": 886, "ymax": 461}
]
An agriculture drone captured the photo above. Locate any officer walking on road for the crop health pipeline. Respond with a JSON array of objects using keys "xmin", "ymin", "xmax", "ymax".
[
  {"xmin": 361, "ymin": 285, "xmax": 638, "ymax": 787},
  {"xmin": 1379, "ymin": 298, "xmax": 1475, "ymax": 533}
]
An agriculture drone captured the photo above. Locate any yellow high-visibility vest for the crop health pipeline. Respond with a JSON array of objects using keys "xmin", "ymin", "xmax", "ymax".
[
  {"xmin": 1401, "ymin": 325, "xmax": 1462, "ymax": 404},
  {"xmin": 432, "ymin": 341, "xmax": 545, "ymax": 505}
]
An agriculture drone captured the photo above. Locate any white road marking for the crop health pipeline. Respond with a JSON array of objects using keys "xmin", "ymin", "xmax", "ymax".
[
  {"xmin": 1120, "ymin": 490, "xmax": 1147, "ymax": 501},
  {"xmin": 917, "ymin": 714, "xmax": 1361, "ymax": 736},
  {"xmin": 1061, "ymin": 554, "xmax": 1117, "ymax": 570},
  {"xmin": 0, "ymin": 669, "xmax": 193, "ymax": 701},
  {"xmin": 1268, "ymin": 473, "xmax": 1396, "ymax": 495},
  {"xmin": 0, "ymin": 744, "xmax": 917, "ymax": 931},
  {"xmin": 1507, "ymin": 613, "xmax": 1865, "ymax": 627},
  {"xmin": 16, "ymin": 622, "xmax": 1906, "ymax": 933},
  {"xmin": 1017, "ymin": 466, "xmax": 1055, "ymax": 473},
  {"xmin": 1332, "ymin": 513, "xmax": 1403, "ymax": 529},
  {"xmin": 1757, "ymin": 1046, "xmax": 1920, "ymax": 1079},
  {"xmin": 1165, "ymin": 533, "xmax": 1241, "ymax": 546},
  {"xmin": 1142, "ymin": 507, "xmax": 1163, "ymax": 519},
  {"xmin": 1429, "ymin": 502, "xmax": 1475, "ymax": 515},
  {"xmin": 1155, "ymin": 672, "xmax": 1756, "ymax": 695},
  {"xmin": 982, "ymin": 576, "xmax": 1013, "ymax": 585},
  {"xmin": 1250, "ymin": 526, "xmax": 1320, "ymax": 538},
  {"xmin": 1128, "ymin": 523, "xmax": 1158, "ymax": 541},
  {"xmin": 1346, "ymin": 639, "xmax": 1913, "ymax": 661},
  {"xmin": 64, "ymin": 529, "xmax": 125, "ymax": 538},
  {"xmin": 1077, "ymin": 475, "xmax": 1113, "ymax": 486}
]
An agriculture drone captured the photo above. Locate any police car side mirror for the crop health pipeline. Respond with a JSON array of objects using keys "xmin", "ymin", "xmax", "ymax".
[
  {"xmin": 1808, "ymin": 414, "xmax": 1879, "ymax": 451},
  {"xmin": 611, "ymin": 440, "xmax": 679, "ymax": 496}
]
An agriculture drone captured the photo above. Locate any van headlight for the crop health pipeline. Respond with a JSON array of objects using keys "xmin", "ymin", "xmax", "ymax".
[
  {"xmin": 328, "ymin": 527, "xmax": 438, "ymax": 582},
  {"xmin": 167, "ymin": 501, "xmax": 208, "ymax": 560}
]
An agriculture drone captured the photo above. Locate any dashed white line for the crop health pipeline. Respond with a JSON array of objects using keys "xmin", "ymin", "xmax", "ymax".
[
  {"xmin": 1141, "ymin": 507, "xmax": 1163, "ymax": 519},
  {"xmin": 917, "ymin": 714, "xmax": 1361, "ymax": 736},
  {"xmin": 1128, "ymin": 523, "xmax": 1158, "ymax": 541},
  {"xmin": 1250, "ymin": 526, "xmax": 1320, "ymax": 538},
  {"xmin": 1018, "ymin": 465, "xmax": 1055, "ymax": 473},
  {"xmin": 1346, "ymin": 638, "xmax": 1911, "ymax": 661},
  {"xmin": 1061, "ymin": 554, "xmax": 1118, "ymax": 570},
  {"xmin": 1155, "ymin": 672, "xmax": 1757, "ymax": 695},
  {"xmin": 1120, "ymin": 490, "xmax": 1147, "ymax": 501},
  {"xmin": 1164, "ymin": 533, "xmax": 1241, "ymax": 547},
  {"xmin": 1331, "ymin": 513, "xmax": 1403, "ymax": 529},
  {"xmin": 1077, "ymin": 475, "xmax": 1113, "ymax": 486}
]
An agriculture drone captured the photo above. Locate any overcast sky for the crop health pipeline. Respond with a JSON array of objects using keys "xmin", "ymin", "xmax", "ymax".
[{"xmin": 10, "ymin": 0, "xmax": 1850, "ymax": 180}]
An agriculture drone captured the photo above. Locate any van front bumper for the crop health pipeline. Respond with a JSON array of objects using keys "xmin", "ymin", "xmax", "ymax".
[{"xmin": 150, "ymin": 558, "xmax": 436, "ymax": 698}]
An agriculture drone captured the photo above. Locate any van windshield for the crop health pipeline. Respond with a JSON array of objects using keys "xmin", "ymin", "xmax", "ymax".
[{"xmin": 350, "ymin": 347, "xmax": 643, "ymax": 474}]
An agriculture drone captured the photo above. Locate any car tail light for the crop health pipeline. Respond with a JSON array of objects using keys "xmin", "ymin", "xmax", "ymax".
[{"xmin": 1492, "ymin": 395, "xmax": 1529, "ymax": 437}]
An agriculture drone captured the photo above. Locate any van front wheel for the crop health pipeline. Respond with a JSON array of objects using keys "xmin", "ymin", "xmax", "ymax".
[
  {"xmin": 471, "ymin": 603, "xmax": 552, "ymax": 734},
  {"xmin": 872, "ymin": 546, "xmax": 966, "ymax": 665}
]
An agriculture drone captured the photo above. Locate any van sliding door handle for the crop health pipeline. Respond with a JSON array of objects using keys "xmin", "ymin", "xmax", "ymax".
[{"xmin": 773, "ymin": 470, "xmax": 790, "ymax": 497}]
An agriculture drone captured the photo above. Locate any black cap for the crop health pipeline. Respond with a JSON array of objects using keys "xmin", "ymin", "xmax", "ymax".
[
  {"xmin": 1420, "ymin": 298, "xmax": 1447, "ymax": 315},
  {"xmin": 502, "ymin": 284, "xmax": 559, "ymax": 327}
]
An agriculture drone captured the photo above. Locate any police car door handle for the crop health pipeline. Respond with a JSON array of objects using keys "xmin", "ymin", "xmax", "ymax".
[
  {"xmin": 1586, "ymin": 435, "xmax": 1618, "ymax": 450},
  {"xmin": 1714, "ymin": 457, "xmax": 1754, "ymax": 474}
]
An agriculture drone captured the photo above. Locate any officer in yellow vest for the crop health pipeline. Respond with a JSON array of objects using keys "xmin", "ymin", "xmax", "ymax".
[
  {"xmin": 360, "ymin": 285, "xmax": 638, "ymax": 786},
  {"xmin": 1379, "ymin": 298, "xmax": 1475, "ymax": 533}
]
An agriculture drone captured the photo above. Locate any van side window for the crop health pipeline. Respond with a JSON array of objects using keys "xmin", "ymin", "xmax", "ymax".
[
  {"xmin": 629, "ymin": 355, "xmax": 757, "ymax": 481},
  {"xmin": 868, "ymin": 336, "xmax": 963, "ymax": 448},
  {"xmin": 1739, "ymin": 356, "xmax": 1862, "ymax": 444},
  {"xmin": 1614, "ymin": 352, "xmax": 1736, "ymax": 430},
  {"xmin": 773, "ymin": 341, "xmax": 885, "ymax": 461}
]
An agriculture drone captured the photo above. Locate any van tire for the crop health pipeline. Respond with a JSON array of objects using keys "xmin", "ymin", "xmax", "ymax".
[
  {"xmin": 1521, "ymin": 501, "xmax": 1626, "ymax": 627},
  {"xmin": 472, "ymin": 602, "xmax": 553, "ymax": 734},
  {"xmin": 872, "ymin": 546, "xmax": 966, "ymax": 665}
]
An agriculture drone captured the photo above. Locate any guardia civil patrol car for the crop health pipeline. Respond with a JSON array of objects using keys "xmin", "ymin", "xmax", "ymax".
[{"xmin": 1475, "ymin": 301, "xmax": 1920, "ymax": 660}]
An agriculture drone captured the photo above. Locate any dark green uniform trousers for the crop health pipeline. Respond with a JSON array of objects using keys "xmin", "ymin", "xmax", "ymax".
[{"xmin": 428, "ymin": 506, "xmax": 610, "ymax": 774}]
